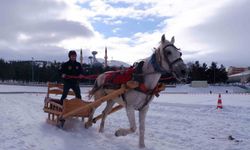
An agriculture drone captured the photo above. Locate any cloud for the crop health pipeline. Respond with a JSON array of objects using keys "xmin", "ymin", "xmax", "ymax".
[
  {"xmin": 0, "ymin": 0, "xmax": 249, "ymax": 68},
  {"xmin": 0, "ymin": 46, "xmax": 67, "ymax": 61},
  {"xmin": 182, "ymin": 0, "xmax": 250, "ymax": 66},
  {"xmin": 76, "ymin": 0, "xmax": 247, "ymax": 66},
  {"xmin": 79, "ymin": 0, "xmax": 158, "ymax": 20},
  {"xmin": 0, "ymin": 0, "xmax": 93, "ymax": 61}
]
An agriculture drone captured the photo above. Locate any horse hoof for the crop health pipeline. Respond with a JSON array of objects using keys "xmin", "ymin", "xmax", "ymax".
[
  {"xmin": 84, "ymin": 122, "xmax": 92, "ymax": 129},
  {"xmin": 139, "ymin": 142, "xmax": 146, "ymax": 149},
  {"xmin": 99, "ymin": 128, "xmax": 104, "ymax": 133},
  {"xmin": 139, "ymin": 144, "xmax": 145, "ymax": 149},
  {"xmin": 115, "ymin": 129, "xmax": 124, "ymax": 136},
  {"xmin": 115, "ymin": 131, "xmax": 119, "ymax": 137}
]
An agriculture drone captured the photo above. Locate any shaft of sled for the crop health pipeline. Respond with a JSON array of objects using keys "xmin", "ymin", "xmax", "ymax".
[
  {"xmin": 62, "ymin": 86, "xmax": 127, "ymax": 119},
  {"xmin": 92, "ymin": 104, "xmax": 124, "ymax": 123}
]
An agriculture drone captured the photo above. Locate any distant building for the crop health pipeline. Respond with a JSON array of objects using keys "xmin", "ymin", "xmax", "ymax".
[
  {"xmin": 228, "ymin": 70, "xmax": 250, "ymax": 83},
  {"xmin": 228, "ymin": 66, "xmax": 248, "ymax": 75},
  {"xmin": 190, "ymin": 81, "xmax": 208, "ymax": 88}
]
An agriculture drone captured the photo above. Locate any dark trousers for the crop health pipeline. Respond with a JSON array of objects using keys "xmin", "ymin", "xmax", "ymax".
[{"xmin": 60, "ymin": 82, "xmax": 82, "ymax": 101}]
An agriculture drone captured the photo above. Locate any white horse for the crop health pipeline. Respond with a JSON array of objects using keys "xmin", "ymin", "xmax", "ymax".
[{"xmin": 86, "ymin": 34, "xmax": 187, "ymax": 148}]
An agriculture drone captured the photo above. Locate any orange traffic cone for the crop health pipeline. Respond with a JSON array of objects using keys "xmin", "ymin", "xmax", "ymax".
[{"xmin": 216, "ymin": 93, "xmax": 223, "ymax": 109}]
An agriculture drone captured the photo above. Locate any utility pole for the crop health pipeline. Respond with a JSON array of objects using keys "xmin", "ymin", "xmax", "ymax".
[
  {"xmin": 104, "ymin": 46, "xmax": 108, "ymax": 68},
  {"xmin": 80, "ymin": 49, "xmax": 83, "ymax": 65},
  {"xmin": 32, "ymin": 57, "xmax": 34, "ymax": 82},
  {"xmin": 213, "ymin": 69, "xmax": 215, "ymax": 84}
]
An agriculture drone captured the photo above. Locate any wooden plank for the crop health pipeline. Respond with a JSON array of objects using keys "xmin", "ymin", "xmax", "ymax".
[
  {"xmin": 48, "ymin": 113, "xmax": 51, "ymax": 120},
  {"xmin": 62, "ymin": 86, "xmax": 127, "ymax": 119},
  {"xmin": 47, "ymin": 82, "xmax": 64, "ymax": 88},
  {"xmin": 92, "ymin": 104, "xmax": 123, "ymax": 123},
  {"xmin": 62, "ymin": 99, "xmax": 93, "ymax": 117},
  {"xmin": 43, "ymin": 108, "xmax": 63, "ymax": 115},
  {"xmin": 48, "ymin": 89, "xmax": 63, "ymax": 95},
  {"xmin": 45, "ymin": 101, "xmax": 63, "ymax": 109},
  {"xmin": 126, "ymin": 81, "xmax": 139, "ymax": 89},
  {"xmin": 51, "ymin": 114, "xmax": 54, "ymax": 120},
  {"xmin": 48, "ymin": 89, "xmax": 75, "ymax": 96},
  {"xmin": 47, "ymin": 82, "xmax": 75, "ymax": 96},
  {"xmin": 46, "ymin": 119, "xmax": 58, "ymax": 125}
]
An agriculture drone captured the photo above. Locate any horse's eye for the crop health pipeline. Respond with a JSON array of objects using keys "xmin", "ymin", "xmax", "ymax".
[
  {"xmin": 180, "ymin": 52, "xmax": 182, "ymax": 56},
  {"xmin": 167, "ymin": 51, "xmax": 172, "ymax": 55}
]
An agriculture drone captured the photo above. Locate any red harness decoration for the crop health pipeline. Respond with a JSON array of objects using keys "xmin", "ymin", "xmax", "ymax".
[
  {"xmin": 103, "ymin": 67, "xmax": 165, "ymax": 97},
  {"xmin": 104, "ymin": 67, "xmax": 135, "ymax": 85}
]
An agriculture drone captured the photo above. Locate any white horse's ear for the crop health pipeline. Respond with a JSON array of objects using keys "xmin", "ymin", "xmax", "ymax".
[
  {"xmin": 171, "ymin": 36, "xmax": 175, "ymax": 44},
  {"xmin": 161, "ymin": 34, "xmax": 166, "ymax": 43}
]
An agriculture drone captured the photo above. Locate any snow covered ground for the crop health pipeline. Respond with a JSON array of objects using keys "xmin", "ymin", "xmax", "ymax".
[{"xmin": 1, "ymin": 84, "xmax": 250, "ymax": 150}]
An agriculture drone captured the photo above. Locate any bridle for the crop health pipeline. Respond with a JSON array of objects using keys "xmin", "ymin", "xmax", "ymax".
[
  {"xmin": 153, "ymin": 43, "xmax": 183, "ymax": 73},
  {"xmin": 133, "ymin": 43, "xmax": 183, "ymax": 77}
]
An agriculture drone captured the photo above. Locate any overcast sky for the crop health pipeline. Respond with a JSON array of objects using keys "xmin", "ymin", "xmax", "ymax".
[{"xmin": 0, "ymin": 0, "xmax": 249, "ymax": 67}]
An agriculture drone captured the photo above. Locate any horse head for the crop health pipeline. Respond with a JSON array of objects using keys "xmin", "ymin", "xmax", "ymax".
[{"xmin": 154, "ymin": 34, "xmax": 187, "ymax": 82}]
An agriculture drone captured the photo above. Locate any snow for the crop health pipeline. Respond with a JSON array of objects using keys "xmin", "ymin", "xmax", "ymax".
[
  {"xmin": 0, "ymin": 84, "xmax": 46, "ymax": 93},
  {"xmin": 165, "ymin": 84, "xmax": 247, "ymax": 94},
  {"xmin": 1, "ymin": 84, "xmax": 250, "ymax": 150}
]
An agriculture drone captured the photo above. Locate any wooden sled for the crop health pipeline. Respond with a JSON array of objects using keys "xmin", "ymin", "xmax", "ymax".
[
  {"xmin": 43, "ymin": 82, "xmax": 94, "ymax": 126},
  {"xmin": 43, "ymin": 81, "xmax": 139, "ymax": 127}
]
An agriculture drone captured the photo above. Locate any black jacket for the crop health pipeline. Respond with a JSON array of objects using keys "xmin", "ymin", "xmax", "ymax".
[{"xmin": 60, "ymin": 60, "xmax": 83, "ymax": 84}]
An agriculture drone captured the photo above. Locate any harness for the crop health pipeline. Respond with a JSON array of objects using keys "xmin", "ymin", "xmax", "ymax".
[
  {"xmin": 133, "ymin": 44, "xmax": 182, "ymax": 110},
  {"xmin": 98, "ymin": 43, "xmax": 180, "ymax": 110}
]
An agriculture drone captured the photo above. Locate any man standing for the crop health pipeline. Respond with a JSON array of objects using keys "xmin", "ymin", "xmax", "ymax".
[{"xmin": 60, "ymin": 50, "xmax": 83, "ymax": 104}]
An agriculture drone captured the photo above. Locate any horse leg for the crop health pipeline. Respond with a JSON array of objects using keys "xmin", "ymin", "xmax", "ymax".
[
  {"xmin": 99, "ymin": 100, "xmax": 115, "ymax": 132},
  {"xmin": 139, "ymin": 106, "xmax": 149, "ymax": 148},
  {"xmin": 85, "ymin": 108, "xmax": 96, "ymax": 128},
  {"xmin": 85, "ymin": 89, "xmax": 104, "ymax": 128},
  {"xmin": 115, "ymin": 106, "xmax": 136, "ymax": 136}
]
